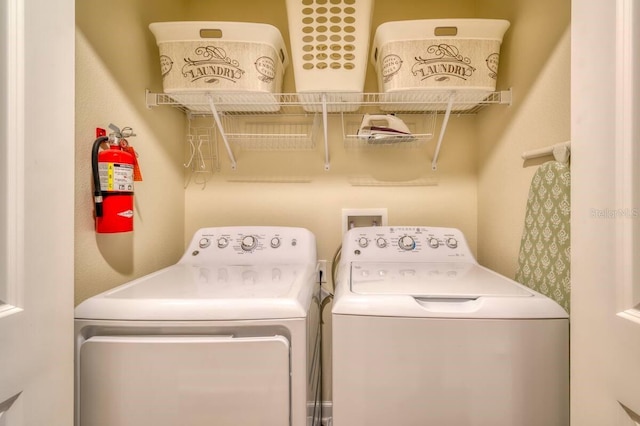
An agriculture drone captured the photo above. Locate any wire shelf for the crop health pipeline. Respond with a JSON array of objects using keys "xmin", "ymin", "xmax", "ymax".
[
  {"xmin": 146, "ymin": 90, "xmax": 511, "ymax": 115},
  {"xmin": 220, "ymin": 114, "xmax": 319, "ymax": 151},
  {"xmin": 145, "ymin": 89, "xmax": 512, "ymax": 171}
]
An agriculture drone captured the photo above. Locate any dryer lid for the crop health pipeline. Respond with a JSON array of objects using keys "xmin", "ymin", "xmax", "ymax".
[
  {"xmin": 350, "ymin": 262, "xmax": 533, "ymax": 298},
  {"xmin": 75, "ymin": 264, "xmax": 317, "ymax": 321}
]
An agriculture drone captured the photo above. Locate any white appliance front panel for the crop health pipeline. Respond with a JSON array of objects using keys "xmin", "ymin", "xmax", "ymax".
[
  {"xmin": 332, "ymin": 315, "xmax": 569, "ymax": 426},
  {"xmin": 350, "ymin": 262, "xmax": 532, "ymax": 297},
  {"xmin": 79, "ymin": 335, "xmax": 290, "ymax": 426}
]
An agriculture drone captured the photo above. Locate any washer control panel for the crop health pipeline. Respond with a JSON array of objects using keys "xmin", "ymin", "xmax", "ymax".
[
  {"xmin": 344, "ymin": 226, "xmax": 475, "ymax": 263},
  {"xmin": 180, "ymin": 226, "xmax": 316, "ymax": 264}
]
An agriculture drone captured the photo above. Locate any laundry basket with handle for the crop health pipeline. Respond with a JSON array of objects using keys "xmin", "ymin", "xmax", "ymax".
[
  {"xmin": 149, "ymin": 21, "xmax": 289, "ymax": 112},
  {"xmin": 286, "ymin": 0, "xmax": 374, "ymax": 111},
  {"xmin": 370, "ymin": 19, "xmax": 510, "ymax": 111}
]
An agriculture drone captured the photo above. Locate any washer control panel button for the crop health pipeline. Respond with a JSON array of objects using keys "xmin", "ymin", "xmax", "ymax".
[
  {"xmin": 398, "ymin": 236, "xmax": 416, "ymax": 251},
  {"xmin": 217, "ymin": 237, "xmax": 229, "ymax": 248},
  {"xmin": 241, "ymin": 235, "xmax": 257, "ymax": 251},
  {"xmin": 270, "ymin": 237, "xmax": 281, "ymax": 248}
]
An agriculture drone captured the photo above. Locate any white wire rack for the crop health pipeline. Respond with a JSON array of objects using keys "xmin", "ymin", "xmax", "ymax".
[
  {"xmin": 220, "ymin": 114, "xmax": 319, "ymax": 151},
  {"xmin": 146, "ymin": 90, "xmax": 510, "ymax": 114},
  {"xmin": 145, "ymin": 89, "xmax": 512, "ymax": 170},
  {"xmin": 184, "ymin": 124, "xmax": 218, "ymax": 189},
  {"xmin": 342, "ymin": 112, "xmax": 436, "ymax": 149}
]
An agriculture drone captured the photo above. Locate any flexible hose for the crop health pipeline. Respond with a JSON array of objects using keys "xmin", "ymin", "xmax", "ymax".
[
  {"xmin": 318, "ymin": 244, "xmax": 341, "ymax": 425},
  {"xmin": 330, "ymin": 244, "xmax": 342, "ymax": 294},
  {"xmin": 91, "ymin": 136, "xmax": 109, "ymax": 217}
]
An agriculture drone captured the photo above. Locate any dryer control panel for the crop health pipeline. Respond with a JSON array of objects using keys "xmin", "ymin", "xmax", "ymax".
[
  {"xmin": 343, "ymin": 226, "xmax": 476, "ymax": 263},
  {"xmin": 180, "ymin": 226, "xmax": 317, "ymax": 264}
]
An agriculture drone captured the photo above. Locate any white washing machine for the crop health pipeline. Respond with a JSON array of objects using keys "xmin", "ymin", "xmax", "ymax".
[
  {"xmin": 332, "ymin": 226, "xmax": 569, "ymax": 426},
  {"xmin": 75, "ymin": 226, "xmax": 321, "ymax": 426}
]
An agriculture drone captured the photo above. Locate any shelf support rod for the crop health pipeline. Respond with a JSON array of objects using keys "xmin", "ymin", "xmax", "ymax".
[
  {"xmin": 431, "ymin": 92, "xmax": 455, "ymax": 171},
  {"xmin": 322, "ymin": 93, "xmax": 330, "ymax": 171},
  {"xmin": 207, "ymin": 95, "xmax": 237, "ymax": 171}
]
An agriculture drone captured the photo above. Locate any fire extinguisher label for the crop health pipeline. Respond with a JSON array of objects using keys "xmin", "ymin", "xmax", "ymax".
[
  {"xmin": 117, "ymin": 209, "xmax": 134, "ymax": 218},
  {"xmin": 99, "ymin": 162, "xmax": 134, "ymax": 191}
]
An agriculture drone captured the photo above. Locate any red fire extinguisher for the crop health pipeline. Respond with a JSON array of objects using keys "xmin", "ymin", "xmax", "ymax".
[{"xmin": 92, "ymin": 132, "xmax": 139, "ymax": 233}]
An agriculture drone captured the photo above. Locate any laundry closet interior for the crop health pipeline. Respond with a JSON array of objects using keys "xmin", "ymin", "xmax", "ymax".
[{"xmin": 74, "ymin": 0, "xmax": 570, "ymax": 405}]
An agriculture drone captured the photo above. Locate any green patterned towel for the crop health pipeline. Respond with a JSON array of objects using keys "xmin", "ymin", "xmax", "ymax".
[{"xmin": 515, "ymin": 161, "xmax": 571, "ymax": 313}]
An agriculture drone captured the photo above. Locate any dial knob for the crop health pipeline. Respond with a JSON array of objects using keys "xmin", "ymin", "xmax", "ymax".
[
  {"xmin": 241, "ymin": 235, "xmax": 257, "ymax": 251},
  {"xmin": 446, "ymin": 237, "xmax": 458, "ymax": 249},
  {"xmin": 428, "ymin": 238, "xmax": 440, "ymax": 248},
  {"xmin": 398, "ymin": 235, "xmax": 416, "ymax": 251},
  {"xmin": 198, "ymin": 237, "xmax": 211, "ymax": 249},
  {"xmin": 270, "ymin": 237, "xmax": 281, "ymax": 248},
  {"xmin": 358, "ymin": 237, "xmax": 369, "ymax": 248},
  {"xmin": 376, "ymin": 237, "xmax": 387, "ymax": 248},
  {"xmin": 217, "ymin": 237, "xmax": 229, "ymax": 248}
]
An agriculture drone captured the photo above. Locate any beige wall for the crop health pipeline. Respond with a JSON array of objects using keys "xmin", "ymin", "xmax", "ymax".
[
  {"xmin": 75, "ymin": 0, "xmax": 188, "ymax": 305},
  {"xmin": 181, "ymin": 0, "xmax": 480, "ymax": 267},
  {"xmin": 476, "ymin": 0, "xmax": 571, "ymax": 277}
]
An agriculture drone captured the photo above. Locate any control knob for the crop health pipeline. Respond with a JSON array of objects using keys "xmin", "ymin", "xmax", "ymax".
[
  {"xmin": 446, "ymin": 237, "xmax": 458, "ymax": 249},
  {"xmin": 358, "ymin": 237, "xmax": 369, "ymax": 248},
  {"xmin": 241, "ymin": 235, "xmax": 257, "ymax": 251},
  {"xmin": 270, "ymin": 237, "xmax": 281, "ymax": 248},
  {"xmin": 198, "ymin": 237, "xmax": 211, "ymax": 249},
  {"xmin": 376, "ymin": 237, "xmax": 387, "ymax": 248},
  {"xmin": 428, "ymin": 238, "xmax": 440, "ymax": 249},
  {"xmin": 217, "ymin": 237, "xmax": 229, "ymax": 248},
  {"xmin": 398, "ymin": 235, "xmax": 416, "ymax": 251}
]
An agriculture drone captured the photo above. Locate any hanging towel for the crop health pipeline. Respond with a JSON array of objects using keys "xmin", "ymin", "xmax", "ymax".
[{"xmin": 515, "ymin": 161, "xmax": 571, "ymax": 313}]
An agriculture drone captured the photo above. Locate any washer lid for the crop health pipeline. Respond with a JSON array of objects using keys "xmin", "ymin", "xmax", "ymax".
[
  {"xmin": 350, "ymin": 262, "xmax": 532, "ymax": 298},
  {"xmin": 75, "ymin": 264, "xmax": 317, "ymax": 321},
  {"xmin": 334, "ymin": 262, "xmax": 568, "ymax": 319}
]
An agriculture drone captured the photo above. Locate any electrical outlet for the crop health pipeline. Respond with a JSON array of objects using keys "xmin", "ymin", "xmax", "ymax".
[{"xmin": 342, "ymin": 208, "xmax": 388, "ymax": 234}]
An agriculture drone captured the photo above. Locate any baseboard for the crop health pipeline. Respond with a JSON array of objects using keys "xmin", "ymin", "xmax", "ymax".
[
  {"xmin": 320, "ymin": 401, "xmax": 332, "ymax": 426},
  {"xmin": 308, "ymin": 401, "xmax": 332, "ymax": 426}
]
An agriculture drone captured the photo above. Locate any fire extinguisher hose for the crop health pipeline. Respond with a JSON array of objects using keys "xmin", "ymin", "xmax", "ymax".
[{"xmin": 91, "ymin": 136, "xmax": 109, "ymax": 218}]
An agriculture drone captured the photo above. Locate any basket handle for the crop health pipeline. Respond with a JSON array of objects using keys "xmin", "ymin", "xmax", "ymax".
[
  {"xmin": 199, "ymin": 28, "xmax": 223, "ymax": 39},
  {"xmin": 197, "ymin": 27, "xmax": 287, "ymax": 66},
  {"xmin": 434, "ymin": 26, "xmax": 458, "ymax": 37}
]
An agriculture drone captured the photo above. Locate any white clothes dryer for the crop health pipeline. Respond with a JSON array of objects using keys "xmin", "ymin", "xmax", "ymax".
[
  {"xmin": 75, "ymin": 226, "xmax": 321, "ymax": 426},
  {"xmin": 332, "ymin": 226, "xmax": 569, "ymax": 426}
]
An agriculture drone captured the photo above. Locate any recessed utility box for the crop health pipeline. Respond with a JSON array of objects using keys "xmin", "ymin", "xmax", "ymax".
[{"xmin": 342, "ymin": 208, "xmax": 388, "ymax": 235}]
